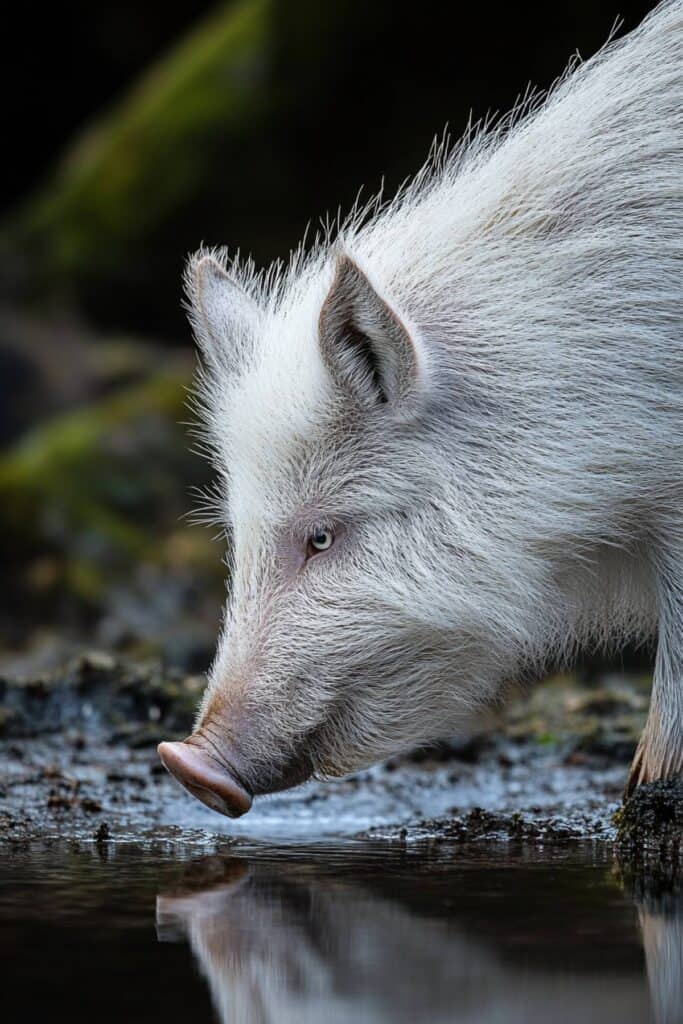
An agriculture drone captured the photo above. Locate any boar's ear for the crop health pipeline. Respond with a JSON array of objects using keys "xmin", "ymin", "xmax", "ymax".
[
  {"xmin": 185, "ymin": 253, "xmax": 260, "ymax": 374},
  {"xmin": 318, "ymin": 255, "xmax": 422, "ymax": 409}
]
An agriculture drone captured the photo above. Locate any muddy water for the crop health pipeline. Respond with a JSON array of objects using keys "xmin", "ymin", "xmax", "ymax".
[{"xmin": 1, "ymin": 840, "xmax": 680, "ymax": 1024}]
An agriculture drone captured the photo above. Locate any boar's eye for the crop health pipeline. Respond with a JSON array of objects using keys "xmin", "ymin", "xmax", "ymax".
[{"xmin": 307, "ymin": 528, "xmax": 334, "ymax": 556}]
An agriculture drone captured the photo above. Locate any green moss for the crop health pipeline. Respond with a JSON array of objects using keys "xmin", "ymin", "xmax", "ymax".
[
  {"xmin": 0, "ymin": 362, "xmax": 228, "ymax": 623},
  {"xmin": 0, "ymin": 372, "xmax": 184, "ymax": 482},
  {"xmin": 0, "ymin": 371, "xmax": 188, "ymax": 560},
  {"xmin": 6, "ymin": 0, "xmax": 271, "ymax": 283}
]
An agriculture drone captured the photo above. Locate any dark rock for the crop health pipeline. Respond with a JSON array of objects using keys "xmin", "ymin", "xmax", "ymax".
[
  {"xmin": 615, "ymin": 778, "xmax": 683, "ymax": 879},
  {"xmin": 93, "ymin": 822, "xmax": 110, "ymax": 843}
]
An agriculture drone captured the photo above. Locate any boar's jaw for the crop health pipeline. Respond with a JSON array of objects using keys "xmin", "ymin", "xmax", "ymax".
[
  {"xmin": 157, "ymin": 739, "xmax": 253, "ymax": 818},
  {"xmin": 256, "ymin": 748, "xmax": 314, "ymax": 795}
]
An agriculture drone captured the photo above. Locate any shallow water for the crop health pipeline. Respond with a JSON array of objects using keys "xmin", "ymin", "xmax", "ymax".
[{"xmin": 1, "ymin": 840, "xmax": 681, "ymax": 1024}]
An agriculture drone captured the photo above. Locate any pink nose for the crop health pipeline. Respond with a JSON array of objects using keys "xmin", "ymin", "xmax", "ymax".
[{"xmin": 157, "ymin": 740, "xmax": 253, "ymax": 818}]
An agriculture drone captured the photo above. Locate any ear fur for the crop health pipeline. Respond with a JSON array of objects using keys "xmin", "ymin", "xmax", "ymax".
[
  {"xmin": 185, "ymin": 253, "xmax": 260, "ymax": 373},
  {"xmin": 318, "ymin": 255, "xmax": 422, "ymax": 409}
]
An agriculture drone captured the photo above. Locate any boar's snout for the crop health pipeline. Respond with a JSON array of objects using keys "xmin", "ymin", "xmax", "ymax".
[{"xmin": 157, "ymin": 739, "xmax": 253, "ymax": 818}]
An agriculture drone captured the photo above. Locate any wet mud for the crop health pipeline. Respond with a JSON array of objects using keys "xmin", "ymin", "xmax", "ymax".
[{"xmin": 1, "ymin": 651, "xmax": 679, "ymax": 859}]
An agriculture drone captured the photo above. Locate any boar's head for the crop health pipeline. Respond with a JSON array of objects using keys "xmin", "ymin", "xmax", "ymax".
[{"xmin": 158, "ymin": 249, "xmax": 527, "ymax": 816}]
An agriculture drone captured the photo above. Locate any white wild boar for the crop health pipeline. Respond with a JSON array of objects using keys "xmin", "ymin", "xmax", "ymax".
[{"xmin": 159, "ymin": 1, "xmax": 683, "ymax": 817}]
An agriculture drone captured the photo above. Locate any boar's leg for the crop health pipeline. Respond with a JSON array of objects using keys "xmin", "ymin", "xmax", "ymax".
[{"xmin": 627, "ymin": 552, "xmax": 683, "ymax": 794}]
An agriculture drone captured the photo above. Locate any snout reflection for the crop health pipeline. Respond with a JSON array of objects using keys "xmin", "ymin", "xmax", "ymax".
[{"xmin": 157, "ymin": 850, "xmax": 677, "ymax": 1024}]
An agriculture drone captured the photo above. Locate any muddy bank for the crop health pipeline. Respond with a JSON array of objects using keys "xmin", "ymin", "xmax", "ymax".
[{"xmin": 2, "ymin": 650, "xmax": 680, "ymax": 860}]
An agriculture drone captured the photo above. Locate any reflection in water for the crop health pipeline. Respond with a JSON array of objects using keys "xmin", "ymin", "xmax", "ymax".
[
  {"xmin": 639, "ymin": 894, "xmax": 683, "ymax": 1024},
  {"xmin": 156, "ymin": 849, "xmax": 680, "ymax": 1024}
]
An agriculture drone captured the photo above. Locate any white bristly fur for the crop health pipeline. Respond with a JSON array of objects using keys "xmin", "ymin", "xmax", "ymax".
[{"xmin": 185, "ymin": 1, "xmax": 682, "ymax": 794}]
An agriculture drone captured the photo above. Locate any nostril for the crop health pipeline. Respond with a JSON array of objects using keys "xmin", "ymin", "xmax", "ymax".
[{"xmin": 157, "ymin": 740, "xmax": 253, "ymax": 818}]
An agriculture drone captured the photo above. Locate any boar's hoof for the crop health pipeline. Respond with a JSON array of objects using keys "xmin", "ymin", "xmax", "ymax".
[{"xmin": 157, "ymin": 740, "xmax": 253, "ymax": 818}]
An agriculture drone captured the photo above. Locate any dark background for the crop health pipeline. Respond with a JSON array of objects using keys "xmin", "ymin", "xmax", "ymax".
[
  {"xmin": 2, "ymin": 0, "xmax": 655, "ymax": 336},
  {"xmin": 0, "ymin": 1, "xmax": 658, "ymax": 672}
]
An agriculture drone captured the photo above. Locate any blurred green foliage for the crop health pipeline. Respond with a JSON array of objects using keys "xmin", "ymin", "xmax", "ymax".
[
  {"xmin": 0, "ymin": 356, "xmax": 223, "ymax": 657},
  {"xmin": 3, "ymin": 0, "xmax": 271, "ymax": 323},
  {"xmin": 0, "ymin": 371, "xmax": 186, "ymax": 559}
]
